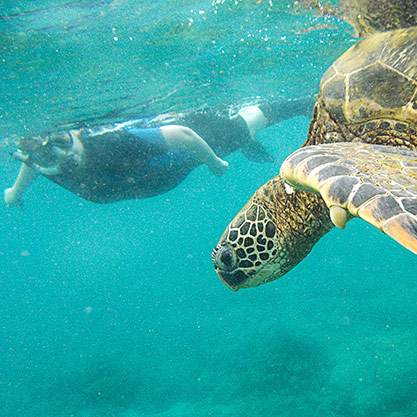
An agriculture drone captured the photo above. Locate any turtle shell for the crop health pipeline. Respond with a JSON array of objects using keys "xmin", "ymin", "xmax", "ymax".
[{"xmin": 321, "ymin": 27, "xmax": 417, "ymax": 125}]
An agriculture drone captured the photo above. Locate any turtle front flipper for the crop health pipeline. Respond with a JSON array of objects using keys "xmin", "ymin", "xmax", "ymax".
[{"xmin": 281, "ymin": 142, "xmax": 417, "ymax": 255}]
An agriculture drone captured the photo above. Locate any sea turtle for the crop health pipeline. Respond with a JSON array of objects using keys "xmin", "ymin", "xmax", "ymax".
[{"xmin": 212, "ymin": 2, "xmax": 417, "ymax": 291}]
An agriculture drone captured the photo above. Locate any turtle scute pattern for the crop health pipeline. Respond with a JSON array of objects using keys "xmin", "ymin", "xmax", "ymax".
[
  {"xmin": 281, "ymin": 142, "xmax": 417, "ymax": 254},
  {"xmin": 320, "ymin": 27, "xmax": 417, "ymax": 127},
  {"xmin": 222, "ymin": 203, "xmax": 278, "ymax": 269},
  {"xmin": 211, "ymin": 193, "xmax": 280, "ymax": 289}
]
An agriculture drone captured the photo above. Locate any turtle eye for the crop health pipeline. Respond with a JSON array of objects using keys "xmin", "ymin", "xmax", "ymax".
[{"xmin": 212, "ymin": 244, "xmax": 237, "ymax": 271}]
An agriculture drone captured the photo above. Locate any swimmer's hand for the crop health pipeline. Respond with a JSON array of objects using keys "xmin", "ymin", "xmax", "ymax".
[
  {"xmin": 208, "ymin": 157, "xmax": 229, "ymax": 177},
  {"xmin": 4, "ymin": 188, "xmax": 23, "ymax": 209}
]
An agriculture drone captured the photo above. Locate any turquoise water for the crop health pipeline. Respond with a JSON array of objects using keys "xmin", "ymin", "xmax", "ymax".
[{"xmin": 1, "ymin": 1, "xmax": 417, "ymax": 416}]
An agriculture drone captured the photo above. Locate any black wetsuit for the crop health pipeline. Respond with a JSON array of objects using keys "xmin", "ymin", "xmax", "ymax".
[{"xmin": 47, "ymin": 108, "xmax": 254, "ymax": 203}]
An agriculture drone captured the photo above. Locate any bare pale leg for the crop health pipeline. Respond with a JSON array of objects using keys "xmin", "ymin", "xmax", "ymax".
[{"xmin": 160, "ymin": 125, "xmax": 229, "ymax": 176}]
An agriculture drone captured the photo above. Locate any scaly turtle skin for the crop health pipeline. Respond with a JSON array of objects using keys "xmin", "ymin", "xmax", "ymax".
[{"xmin": 212, "ymin": 25, "xmax": 417, "ymax": 291}]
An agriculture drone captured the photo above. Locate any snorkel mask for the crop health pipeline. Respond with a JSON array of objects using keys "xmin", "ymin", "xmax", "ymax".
[{"xmin": 13, "ymin": 132, "xmax": 76, "ymax": 176}]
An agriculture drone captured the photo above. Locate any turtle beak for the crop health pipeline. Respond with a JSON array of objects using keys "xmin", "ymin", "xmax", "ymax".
[
  {"xmin": 215, "ymin": 270, "xmax": 239, "ymax": 292},
  {"xmin": 214, "ymin": 267, "xmax": 252, "ymax": 291}
]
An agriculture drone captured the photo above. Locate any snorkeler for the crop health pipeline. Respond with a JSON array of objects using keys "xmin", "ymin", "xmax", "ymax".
[{"xmin": 4, "ymin": 97, "xmax": 314, "ymax": 206}]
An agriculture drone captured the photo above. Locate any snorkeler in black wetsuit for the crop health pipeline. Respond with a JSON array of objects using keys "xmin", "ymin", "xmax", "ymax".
[{"xmin": 5, "ymin": 97, "xmax": 314, "ymax": 206}]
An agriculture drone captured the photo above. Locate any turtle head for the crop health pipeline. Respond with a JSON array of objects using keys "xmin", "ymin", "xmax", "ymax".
[{"xmin": 212, "ymin": 175, "xmax": 333, "ymax": 290}]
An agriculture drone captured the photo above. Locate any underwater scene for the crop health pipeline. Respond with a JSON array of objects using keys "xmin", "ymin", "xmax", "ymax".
[{"xmin": 1, "ymin": 1, "xmax": 417, "ymax": 416}]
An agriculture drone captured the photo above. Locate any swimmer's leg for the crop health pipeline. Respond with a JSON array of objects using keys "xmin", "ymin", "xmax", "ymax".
[{"xmin": 160, "ymin": 125, "xmax": 228, "ymax": 176}]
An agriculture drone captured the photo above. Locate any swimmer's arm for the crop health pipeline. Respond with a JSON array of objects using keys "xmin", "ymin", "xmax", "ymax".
[
  {"xmin": 160, "ymin": 125, "xmax": 228, "ymax": 176},
  {"xmin": 4, "ymin": 163, "xmax": 39, "ymax": 208}
]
